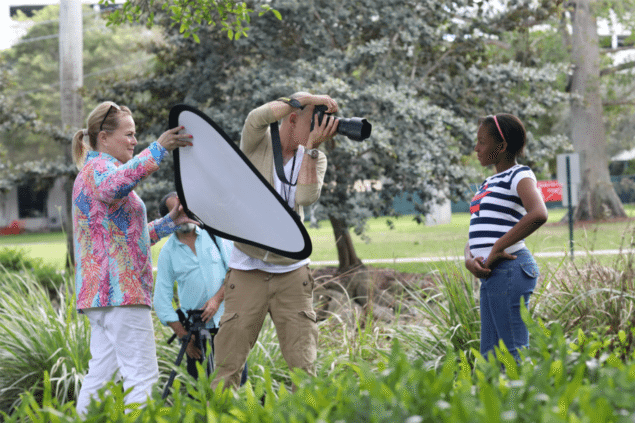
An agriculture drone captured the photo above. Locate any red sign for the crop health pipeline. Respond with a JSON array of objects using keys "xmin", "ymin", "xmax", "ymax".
[{"xmin": 537, "ymin": 180, "xmax": 562, "ymax": 202}]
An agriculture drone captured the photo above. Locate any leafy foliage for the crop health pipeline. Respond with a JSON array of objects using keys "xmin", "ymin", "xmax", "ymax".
[
  {"xmin": 2, "ymin": 243, "xmax": 635, "ymax": 420},
  {"xmin": 100, "ymin": 0, "xmax": 281, "ymax": 42},
  {"xmin": 95, "ymin": 0, "xmax": 570, "ymax": 235},
  {"xmin": 0, "ymin": 247, "xmax": 66, "ymax": 291},
  {"xmin": 0, "ymin": 268, "xmax": 90, "ymax": 415},
  {"xmin": 4, "ymin": 312, "xmax": 635, "ymax": 422}
]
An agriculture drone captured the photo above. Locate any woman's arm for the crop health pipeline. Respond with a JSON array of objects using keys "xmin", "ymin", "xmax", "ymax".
[
  {"xmin": 92, "ymin": 126, "xmax": 192, "ymax": 204},
  {"xmin": 484, "ymin": 177, "xmax": 548, "ymax": 267},
  {"xmin": 91, "ymin": 142, "xmax": 167, "ymax": 203},
  {"xmin": 148, "ymin": 196, "xmax": 198, "ymax": 245}
]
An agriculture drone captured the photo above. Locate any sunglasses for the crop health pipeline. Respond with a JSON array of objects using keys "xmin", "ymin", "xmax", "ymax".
[{"xmin": 99, "ymin": 104, "xmax": 120, "ymax": 131}]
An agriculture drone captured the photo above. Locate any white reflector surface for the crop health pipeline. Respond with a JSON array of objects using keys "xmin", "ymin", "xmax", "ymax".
[{"xmin": 170, "ymin": 105, "xmax": 311, "ymax": 260}]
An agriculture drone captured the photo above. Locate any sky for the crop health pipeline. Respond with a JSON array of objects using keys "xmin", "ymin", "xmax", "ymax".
[{"xmin": 0, "ymin": 0, "xmax": 119, "ymax": 50}]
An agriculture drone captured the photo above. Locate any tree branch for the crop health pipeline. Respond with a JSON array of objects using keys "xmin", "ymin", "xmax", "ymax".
[
  {"xmin": 485, "ymin": 39, "xmax": 511, "ymax": 49},
  {"xmin": 600, "ymin": 46, "xmax": 635, "ymax": 54},
  {"xmin": 602, "ymin": 100, "xmax": 635, "ymax": 106},
  {"xmin": 600, "ymin": 60, "xmax": 635, "ymax": 77},
  {"xmin": 422, "ymin": 46, "xmax": 456, "ymax": 79}
]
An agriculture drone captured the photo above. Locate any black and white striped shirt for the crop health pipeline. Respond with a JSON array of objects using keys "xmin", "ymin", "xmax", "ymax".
[{"xmin": 468, "ymin": 164, "xmax": 536, "ymax": 260}]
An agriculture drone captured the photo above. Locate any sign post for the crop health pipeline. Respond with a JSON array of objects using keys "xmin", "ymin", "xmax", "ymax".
[{"xmin": 557, "ymin": 153, "xmax": 580, "ymax": 260}]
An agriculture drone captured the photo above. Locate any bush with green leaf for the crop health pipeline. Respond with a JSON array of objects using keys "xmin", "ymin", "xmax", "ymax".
[
  {"xmin": 4, "ymin": 310, "xmax": 635, "ymax": 422},
  {"xmin": 0, "ymin": 247, "xmax": 66, "ymax": 291},
  {"xmin": 532, "ymin": 229, "xmax": 635, "ymax": 355},
  {"xmin": 393, "ymin": 260, "xmax": 482, "ymax": 366},
  {"xmin": 0, "ymin": 268, "xmax": 89, "ymax": 414}
]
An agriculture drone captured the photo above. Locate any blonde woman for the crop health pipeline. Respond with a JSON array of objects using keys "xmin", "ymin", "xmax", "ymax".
[{"xmin": 72, "ymin": 101, "xmax": 195, "ymax": 414}]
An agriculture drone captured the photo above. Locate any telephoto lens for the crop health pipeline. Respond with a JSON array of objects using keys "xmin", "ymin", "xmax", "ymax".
[
  {"xmin": 337, "ymin": 117, "xmax": 372, "ymax": 141},
  {"xmin": 311, "ymin": 105, "xmax": 372, "ymax": 141}
]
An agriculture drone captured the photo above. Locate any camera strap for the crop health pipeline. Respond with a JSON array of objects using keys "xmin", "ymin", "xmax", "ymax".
[
  {"xmin": 270, "ymin": 122, "xmax": 297, "ymax": 186},
  {"xmin": 208, "ymin": 233, "xmax": 227, "ymax": 269}
]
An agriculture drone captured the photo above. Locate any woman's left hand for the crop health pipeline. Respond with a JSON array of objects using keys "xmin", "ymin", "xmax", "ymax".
[
  {"xmin": 168, "ymin": 196, "xmax": 199, "ymax": 226},
  {"xmin": 158, "ymin": 126, "xmax": 193, "ymax": 151}
]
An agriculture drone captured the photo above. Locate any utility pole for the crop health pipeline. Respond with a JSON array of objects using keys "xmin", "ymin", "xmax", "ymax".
[{"xmin": 59, "ymin": 0, "xmax": 83, "ymax": 268}]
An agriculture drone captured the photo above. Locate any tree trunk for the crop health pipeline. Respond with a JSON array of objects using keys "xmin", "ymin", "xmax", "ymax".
[
  {"xmin": 569, "ymin": 0, "xmax": 626, "ymax": 220},
  {"xmin": 328, "ymin": 215, "xmax": 363, "ymax": 273}
]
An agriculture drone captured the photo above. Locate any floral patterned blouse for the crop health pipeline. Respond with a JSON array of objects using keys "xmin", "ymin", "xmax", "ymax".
[{"xmin": 73, "ymin": 141, "xmax": 176, "ymax": 310}]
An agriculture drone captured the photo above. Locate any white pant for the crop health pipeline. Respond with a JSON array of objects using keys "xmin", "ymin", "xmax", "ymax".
[{"xmin": 76, "ymin": 306, "xmax": 158, "ymax": 416}]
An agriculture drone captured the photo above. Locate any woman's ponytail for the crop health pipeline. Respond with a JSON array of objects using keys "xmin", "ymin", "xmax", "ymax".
[{"xmin": 72, "ymin": 129, "xmax": 89, "ymax": 170}]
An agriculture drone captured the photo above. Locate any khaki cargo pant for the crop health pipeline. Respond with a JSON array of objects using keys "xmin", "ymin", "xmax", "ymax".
[{"xmin": 211, "ymin": 266, "xmax": 318, "ymax": 390}]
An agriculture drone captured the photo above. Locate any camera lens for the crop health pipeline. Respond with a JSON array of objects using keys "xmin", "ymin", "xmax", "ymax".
[
  {"xmin": 310, "ymin": 105, "xmax": 372, "ymax": 141},
  {"xmin": 337, "ymin": 117, "xmax": 372, "ymax": 141}
]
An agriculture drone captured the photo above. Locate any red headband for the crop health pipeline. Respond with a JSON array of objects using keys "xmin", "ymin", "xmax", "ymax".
[{"xmin": 492, "ymin": 115, "xmax": 505, "ymax": 143}]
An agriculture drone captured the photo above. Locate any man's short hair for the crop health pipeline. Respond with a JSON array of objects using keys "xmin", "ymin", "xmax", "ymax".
[{"xmin": 158, "ymin": 191, "xmax": 178, "ymax": 217}]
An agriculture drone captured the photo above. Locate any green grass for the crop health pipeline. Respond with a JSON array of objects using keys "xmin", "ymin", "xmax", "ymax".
[{"xmin": 2, "ymin": 206, "xmax": 634, "ymax": 272}]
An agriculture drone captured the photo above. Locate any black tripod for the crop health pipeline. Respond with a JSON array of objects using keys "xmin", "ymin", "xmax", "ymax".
[{"xmin": 162, "ymin": 309, "xmax": 218, "ymax": 399}]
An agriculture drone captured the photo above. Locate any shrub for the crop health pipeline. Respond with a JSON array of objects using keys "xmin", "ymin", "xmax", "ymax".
[
  {"xmin": 393, "ymin": 260, "xmax": 481, "ymax": 365},
  {"xmin": 4, "ymin": 312, "xmax": 635, "ymax": 422},
  {"xmin": 533, "ymin": 231, "xmax": 635, "ymax": 356},
  {"xmin": 0, "ymin": 247, "xmax": 66, "ymax": 291},
  {"xmin": 0, "ymin": 268, "xmax": 90, "ymax": 415}
]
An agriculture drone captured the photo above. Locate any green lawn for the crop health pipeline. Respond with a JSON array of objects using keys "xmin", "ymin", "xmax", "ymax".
[{"xmin": 2, "ymin": 206, "xmax": 634, "ymax": 272}]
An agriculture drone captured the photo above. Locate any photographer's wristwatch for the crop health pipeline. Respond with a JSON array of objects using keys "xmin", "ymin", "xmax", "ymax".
[{"xmin": 305, "ymin": 148, "xmax": 319, "ymax": 159}]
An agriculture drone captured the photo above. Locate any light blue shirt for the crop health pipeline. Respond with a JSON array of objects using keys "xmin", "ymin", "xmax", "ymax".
[{"xmin": 154, "ymin": 227, "xmax": 232, "ymax": 328}]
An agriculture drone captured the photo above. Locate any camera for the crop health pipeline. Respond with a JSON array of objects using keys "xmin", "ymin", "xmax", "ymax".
[
  {"xmin": 311, "ymin": 105, "xmax": 372, "ymax": 141},
  {"xmin": 168, "ymin": 309, "xmax": 207, "ymax": 343}
]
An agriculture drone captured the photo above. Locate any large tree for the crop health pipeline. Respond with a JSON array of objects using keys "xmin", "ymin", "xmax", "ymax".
[
  {"xmin": 451, "ymin": 1, "xmax": 635, "ymax": 221},
  {"xmin": 566, "ymin": 0, "xmax": 634, "ymax": 220},
  {"xmin": 0, "ymin": 5, "xmax": 162, "ymax": 164},
  {"xmin": 95, "ymin": 0, "xmax": 569, "ymax": 273}
]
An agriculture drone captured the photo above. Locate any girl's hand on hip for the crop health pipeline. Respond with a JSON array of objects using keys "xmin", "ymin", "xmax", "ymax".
[{"xmin": 465, "ymin": 256, "xmax": 491, "ymax": 278}]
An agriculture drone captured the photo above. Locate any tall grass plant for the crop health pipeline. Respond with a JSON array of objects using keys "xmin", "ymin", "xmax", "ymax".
[
  {"xmin": 0, "ymin": 269, "xmax": 90, "ymax": 414},
  {"xmin": 393, "ymin": 260, "xmax": 481, "ymax": 366},
  {"xmin": 533, "ymin": 227, "xmax": 635, "ymax": 351}
]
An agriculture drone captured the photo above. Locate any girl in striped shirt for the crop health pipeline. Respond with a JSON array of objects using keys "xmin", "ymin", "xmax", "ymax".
[{"xmin": 464, "ymin": 114, "xmax": 548, "ymax": 362}]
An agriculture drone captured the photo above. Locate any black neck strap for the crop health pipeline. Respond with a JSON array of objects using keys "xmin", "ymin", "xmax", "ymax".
[{"xmin": 270, "ymin": 122, "xmax": 297, "ymax": 186}]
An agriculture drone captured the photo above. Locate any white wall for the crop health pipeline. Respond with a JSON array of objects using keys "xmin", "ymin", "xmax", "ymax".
[
  {"xmin": 0, "ymin": 188, "xmax": 19, "ymax": 227},
  {"xmin": 46, "ymin": 177, "xmax": 67, "ymax": 228},
  {"xmin": 0, "ymin": 177, "xmax": 66, "ymax": 231}
]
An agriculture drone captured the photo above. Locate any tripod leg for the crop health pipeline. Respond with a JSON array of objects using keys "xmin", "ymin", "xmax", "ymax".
[
  {"xmin": 198, "ymin": 329, "xmax": 214, "ymax": 378},
  {"xmin": 162, "ymin": 331, "xmax": 193, "ymax": 400},
  {"xmin": 209, "ymin": 334, "xmax": 215, "ymax": 376}
]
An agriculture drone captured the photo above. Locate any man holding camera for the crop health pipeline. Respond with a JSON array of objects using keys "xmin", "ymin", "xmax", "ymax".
[
  {"xmin": 211, "ymin": 93, "xmax": 338, "ymax": 390},
  {"xmin": 154, "ymin": 192, "xmax": 246, "ymax": 384}
]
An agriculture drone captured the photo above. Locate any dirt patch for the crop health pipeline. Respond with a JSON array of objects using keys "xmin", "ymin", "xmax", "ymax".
[
  {"xmin": 311, "ymin": 265, "xmax": 434, "ymax": 290},
  {"xmin": 310, "ymin": 265, "xmax": 438, "ymax": 324}
]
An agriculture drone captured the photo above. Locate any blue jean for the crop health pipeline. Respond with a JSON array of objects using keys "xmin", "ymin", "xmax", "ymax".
[{"xmin": 479, "ymin": 248, "xmax": 538, "ymax": 361}]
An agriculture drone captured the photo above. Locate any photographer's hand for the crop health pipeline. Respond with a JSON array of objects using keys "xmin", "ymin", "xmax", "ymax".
[
  {"xmin": 202, "ymin": 287, "xmax": 225, "ymax": 323},
  {"xmin": 305, "ymin": 94, "xmax": 338, "ymax": 114},
  {"xmin": 308, "ymin": 114, "xmax": 338, "ymax": 148},
  {"xmin": 168, "ymin": 321, "xmax": 202, "ymax": 359},
  {"xmin": 184, "ymin": 336, "xmax": 202, "ymax": 360}
]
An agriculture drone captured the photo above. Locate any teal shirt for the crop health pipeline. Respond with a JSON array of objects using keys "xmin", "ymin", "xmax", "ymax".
[{"xmin": 154, "ymin": 227, "xmax": 232, "ymax": 328}]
